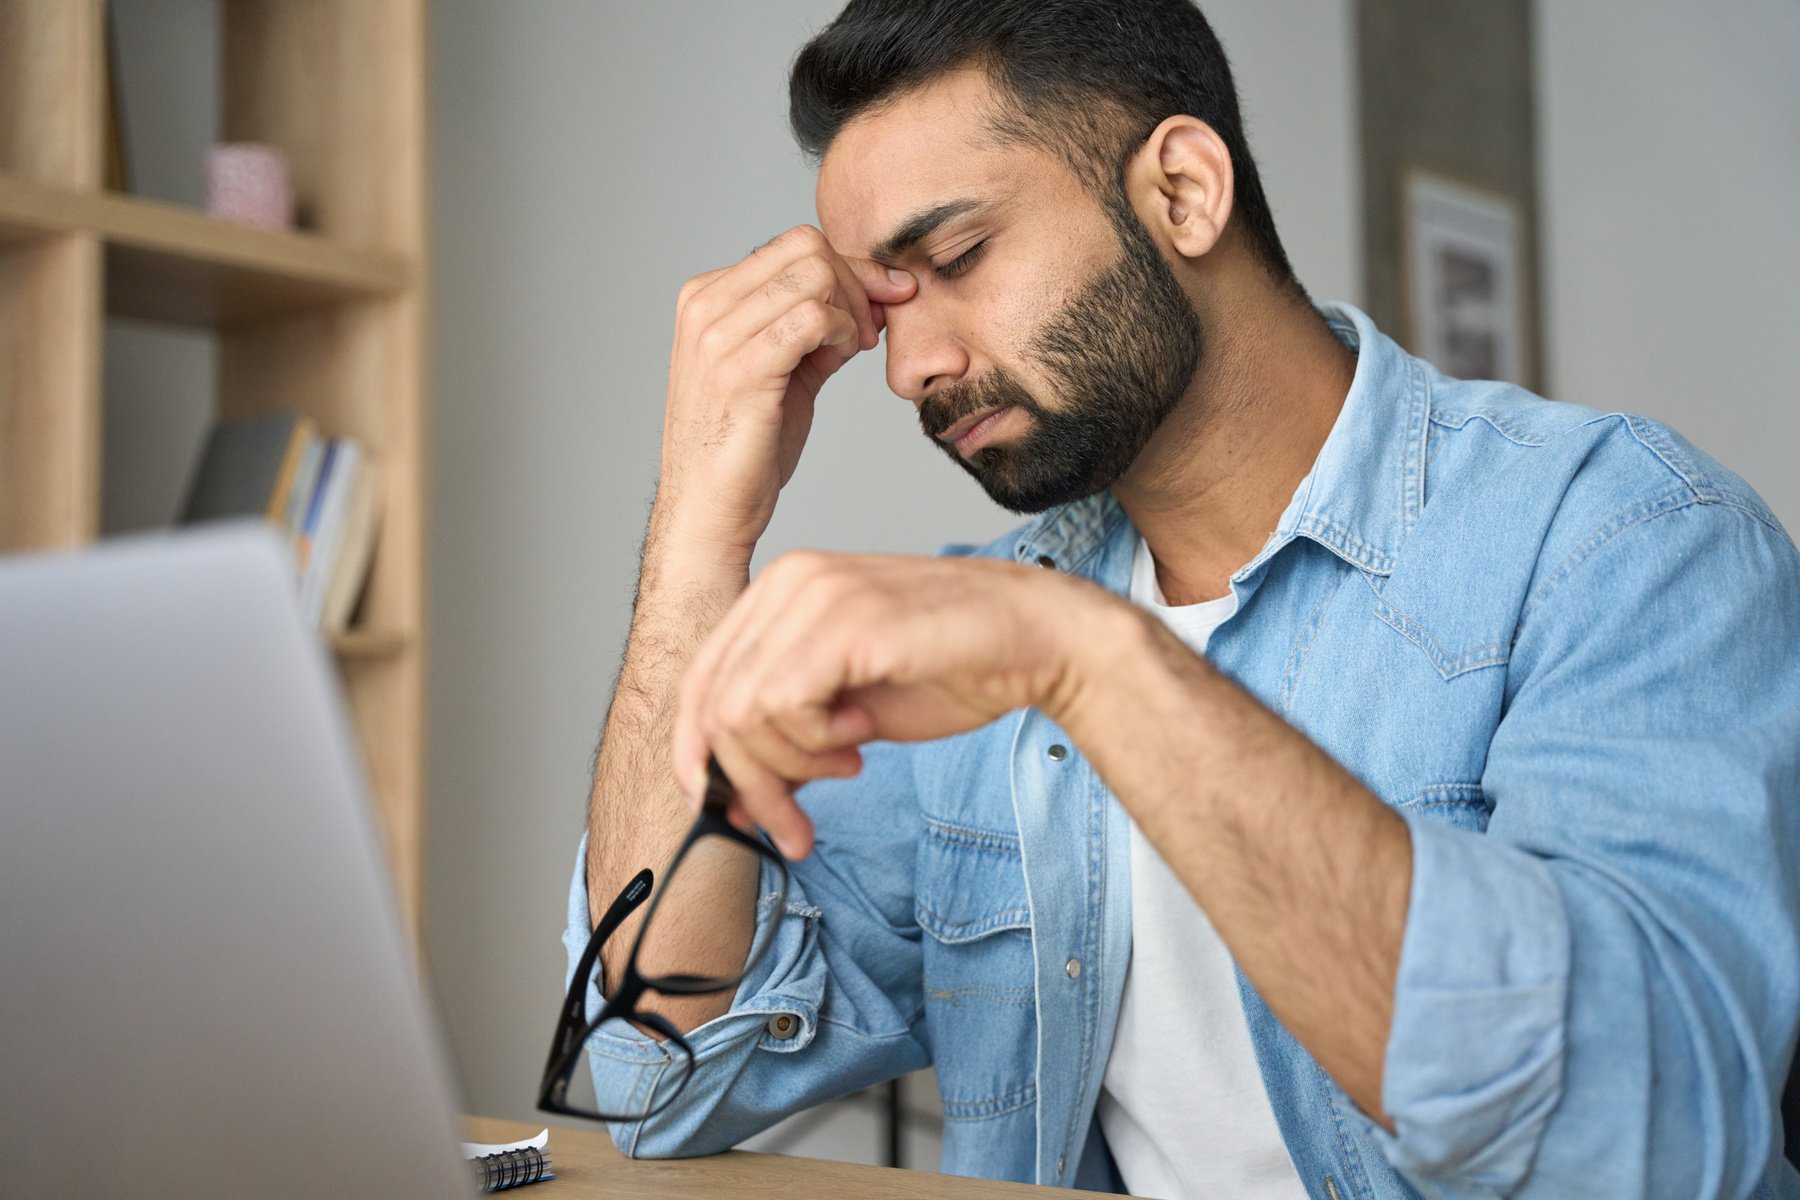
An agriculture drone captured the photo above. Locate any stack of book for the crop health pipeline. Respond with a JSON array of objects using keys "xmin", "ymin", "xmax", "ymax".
[{"xmin": 180, "ymin": 411, "xmax": 384, "ymax": 634}]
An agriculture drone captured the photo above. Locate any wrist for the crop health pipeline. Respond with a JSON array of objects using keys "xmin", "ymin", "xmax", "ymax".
[
  {"xmin": 1039, "ymin": 579, "xmax": 1156, "ymax": 733},
  {"xmin": 645, "ymin": 499, "xmax": 756, "ymax": 582}
]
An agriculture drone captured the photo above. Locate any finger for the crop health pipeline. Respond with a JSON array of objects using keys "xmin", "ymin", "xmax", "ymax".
[
  {"xmin": 832, "ymin": 681, "xmax": 972, "ymax": 743},
  {"xmin": 819, "ymin": 251, "xmax": 877, "ymax": 350},
  {"xmin": 732, "ymin": 713, "xmax": 863, "ymax": 788},
  {"xmin": 705, "ymin": 553, "xmax": 842, "ymax": 707},
  {"xmin": 702, "ymin": 246, "xmax": 840, "ymax": 341},
  {"xmin": 847, "ymin": 256, "xmax": 917, "ymax": 306},
  {"xmin": 675, "ymin": 266, "xmax": 732, "ymax": 319},
  {"xmin": 709, "ymin": 292, "xmax": 861, "ymax": 385},
  {"xmin": 767, "ymin": 698, "xmax": 876, "ymax": 757},
  {"xmin": 708, "ymin": 733, "xmax": 815, "ymax": 859},
  {"xmin": 707, "ymin": 554, "xmax": 873, "ymax": 750},
  {"xmin": 700, "ymin": 226, "xmax": 841, "ymax": 315}
]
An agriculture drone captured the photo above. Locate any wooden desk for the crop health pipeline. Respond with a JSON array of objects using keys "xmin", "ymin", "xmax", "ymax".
[{"xmin": 465, "ymin": 1117, "xmax": 1115, "ymax": 1199}]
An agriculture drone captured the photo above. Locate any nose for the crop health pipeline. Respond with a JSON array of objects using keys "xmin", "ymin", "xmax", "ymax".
[{"xmin": 881, "ymin": 297, "xmax": 970, "ymax": 404}]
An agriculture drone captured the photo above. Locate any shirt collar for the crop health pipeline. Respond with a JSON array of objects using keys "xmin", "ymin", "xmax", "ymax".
[{"xmin": 1012, "ymin": 302, "xmax": 1431, "ymax": 583}]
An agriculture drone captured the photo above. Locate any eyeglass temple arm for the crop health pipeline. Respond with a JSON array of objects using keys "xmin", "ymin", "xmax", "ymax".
[
  {"xmin": 593, "ymin": 867, "xmax": 653, "ymax": 946},
  {"xmin": 560, "ymin": 866, "xmax": 655, "ymax": 1036}
]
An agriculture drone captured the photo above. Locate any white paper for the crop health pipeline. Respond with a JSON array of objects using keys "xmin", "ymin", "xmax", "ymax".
[{"xmin": 461, "ymin": 1128, "xmax": 549, "ymax": 1160}]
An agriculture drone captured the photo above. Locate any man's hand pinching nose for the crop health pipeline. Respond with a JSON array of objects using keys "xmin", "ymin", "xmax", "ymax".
[{"xmin": 654, "ymin": 226, "xmax": 915, "ymax": 563}]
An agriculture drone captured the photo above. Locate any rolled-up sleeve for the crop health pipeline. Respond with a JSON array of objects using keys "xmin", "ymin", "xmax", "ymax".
[
  {"xmin": 1368, "ymin": 499, "xmax": 1800, "ymax": 1197},
  {"xmin": 562, "ymin": 739, "xmax": 931, "ymax": 1158}
]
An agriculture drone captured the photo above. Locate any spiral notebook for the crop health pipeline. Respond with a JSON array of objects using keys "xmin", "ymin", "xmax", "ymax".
[{"xmin": 461, "ymin": 1129, "xmax": 555, "ymax": 1192}]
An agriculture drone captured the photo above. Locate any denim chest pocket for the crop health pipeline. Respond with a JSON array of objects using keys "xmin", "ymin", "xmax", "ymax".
[{"xmin": 914, "ymin": 816, "xmax": 1040, "ymax": 1121}]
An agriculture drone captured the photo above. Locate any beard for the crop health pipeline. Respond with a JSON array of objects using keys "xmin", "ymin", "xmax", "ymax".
[{"xmin": 917, "ymin": 198, "xmax": 1204, "ymax": 514}]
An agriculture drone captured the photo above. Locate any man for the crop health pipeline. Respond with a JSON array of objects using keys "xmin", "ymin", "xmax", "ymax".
[{"xmin": 565, "ymin": 1, "xmax": 1800, "ymax": 1195}]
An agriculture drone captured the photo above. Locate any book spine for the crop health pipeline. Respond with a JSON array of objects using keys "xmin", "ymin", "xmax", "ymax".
[
  {"xmin": 263, "ymin": 416, "xmax": 316, "ymax": 524},
  {"xmin": 296, "ymin": 440, "xmax": 339, "ymax": 579},
  {"xmin": 281, "ymin": 435, "xmax": 325, "ymax": 553},
  {"xmin": 301, "ymin": 439, "xmax": 361, "ymax": 625},
  {"xmin": 322, "ymin": 458, "xmax": 383, "ymax": 634}
]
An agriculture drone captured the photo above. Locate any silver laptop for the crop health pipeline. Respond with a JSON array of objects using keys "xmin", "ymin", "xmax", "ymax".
[{"xmin": 0, "ymin": 525, "xmax": 471, "ymax": 1198}]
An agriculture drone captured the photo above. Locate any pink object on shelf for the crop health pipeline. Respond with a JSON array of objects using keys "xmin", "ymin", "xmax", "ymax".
[{"xmin": 205, "ymin": 143, "xmax": 294, "ymax": 231}]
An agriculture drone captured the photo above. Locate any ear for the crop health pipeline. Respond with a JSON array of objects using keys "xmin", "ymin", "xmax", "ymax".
[{"xmin": 1123, "ymin": 115, "xmax": 1235, "ymax": 261}]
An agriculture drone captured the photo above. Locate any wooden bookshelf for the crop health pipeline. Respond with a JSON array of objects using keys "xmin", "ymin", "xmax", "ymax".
[{"xmin": 0, "ymin": 0, "xmax": 430, "ymax": 938}]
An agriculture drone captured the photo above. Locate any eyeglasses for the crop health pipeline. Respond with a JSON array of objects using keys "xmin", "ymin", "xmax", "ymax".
[{"xmin": 538, "ymin": 756, "xmax": 790, "ymax": 1123}]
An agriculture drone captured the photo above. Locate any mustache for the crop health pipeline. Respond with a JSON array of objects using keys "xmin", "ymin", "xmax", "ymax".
[{"xmin": 918, "ymin": 368, "xmax": 1040, "ymax": 441}]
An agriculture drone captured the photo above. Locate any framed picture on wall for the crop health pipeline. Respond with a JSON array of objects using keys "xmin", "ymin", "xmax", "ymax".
[{"xmin": 1402, "ymin": 168, "xmax": 1529, "ymax": 386}]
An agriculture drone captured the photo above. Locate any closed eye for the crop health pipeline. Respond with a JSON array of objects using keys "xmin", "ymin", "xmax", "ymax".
[{"xmin": 933, "ymin": 239, "xmax": 989, "ymax": 281}]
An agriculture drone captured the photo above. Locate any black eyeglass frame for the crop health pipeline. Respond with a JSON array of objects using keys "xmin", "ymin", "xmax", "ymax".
[{"xmin": 537, "ymin": 757, "xmax": 790, "ymax": 1123}]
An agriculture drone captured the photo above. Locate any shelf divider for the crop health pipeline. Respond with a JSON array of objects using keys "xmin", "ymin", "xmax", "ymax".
[{"xmin": 0, "ymin": 173, "xmax": 412, "ymax": 327}]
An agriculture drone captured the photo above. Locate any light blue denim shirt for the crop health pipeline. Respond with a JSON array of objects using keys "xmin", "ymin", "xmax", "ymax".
[{"xmin": 566, "ymin": 303, "xmax": 1800, "ymax": 1198}]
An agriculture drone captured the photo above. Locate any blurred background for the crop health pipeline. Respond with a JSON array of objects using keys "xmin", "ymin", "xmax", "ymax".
[{"xmin": 21, "ymin": 0, "xmax": 1799, "ymax": 1173}]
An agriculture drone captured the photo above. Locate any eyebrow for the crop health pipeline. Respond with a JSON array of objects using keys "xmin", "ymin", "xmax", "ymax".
[{"xmin": 869, "ymin": 198, "xmax": 990, "ymax": 264}]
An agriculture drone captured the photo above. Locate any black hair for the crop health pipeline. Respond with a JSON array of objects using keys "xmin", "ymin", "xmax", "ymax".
[{"xmin": 789, "ymin": 0, "xmax": 1302, "ymax": 294}]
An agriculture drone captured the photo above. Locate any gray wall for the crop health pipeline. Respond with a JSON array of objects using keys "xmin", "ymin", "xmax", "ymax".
[
  {"xmin": 425, "ymin": 0, "xmax": 1360, "ymax": 1162},
  {"xmin": 1534, "ymin": 0, "xmax": 1800, "ymax": 531}
]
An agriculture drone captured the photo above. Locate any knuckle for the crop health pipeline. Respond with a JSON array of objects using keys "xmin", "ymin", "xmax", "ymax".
[
  {"xmin": 787, "ymin": 224, "xmax": 826, "ymax": 249},
  {"xmin": 718, "ymin": 687, "xmax": 759, "ymax": 729},
  {"xmin": 680, "ymin": 277, "xmax": 720, "ymax": 318},
  {"xmin": 755, "ymin": 738, "xmax": 807, "ymax": 779},
  {"xmin": 831, "ymin": 586, "xmax": 884, "ymax": 629},
  {"xmin": 695, "ymin": 320, "xmax": 732, "ymax": 358},
  {"xmin": 803, "ymin": 299, "xmax": 844, "ymax": 337},
  {"xmin": 799, "ymin": 718, "xmax": 842, "ymax": 756},
  {"xmin": 680, "ymin": 298, "xmax": 717, "ymax": 337},
  {"xmin": 762, "ymin": 316, "xmax": 798, "ymax": 349},
  {"xmin": 774, "ymin": 548, "xmax": 827, "ymax": 580},
  {"xmin": 784, "ymin": 715, "xmax": 830, "ymax": 753},
  {"xmin": 788, "ymin": 299, "xmax": 829, "ymax": 333},
  {"xmin": 762, "ymin": 677, "xmax": 810, "ymax": 715},
  {"xmin": 761, "ymin": 269, "xmax": 802, "ymax": 299},
  {"xmin": 792, "ymin": 255, "xmax": 835, "ymax": 294}
]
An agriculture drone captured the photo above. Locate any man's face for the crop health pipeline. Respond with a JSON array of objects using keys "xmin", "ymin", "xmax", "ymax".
[{"xmin": 817, "ymin": 70, "xmax": 1203, "ymax": 513}]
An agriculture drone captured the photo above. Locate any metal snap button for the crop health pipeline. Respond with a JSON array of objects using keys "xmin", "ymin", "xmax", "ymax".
[
  {"xmin": 1065, "ymin": 957, "xmax": 1081, "ymax": 979},
  {"xmin": 767, "ymin": 1013, "xmax": 799, "ymax": 1040},
  {"xmin": 1036, "ymin": 554, "xmax": 1056, "ymax": 569},
  {"xmin": 1047, "ymin": 743, "xmax": 1067, "ymax": 761},
  {"xmin": 1057, "ymin": 1155, "xmax": 1067, "ymax": 1175}
]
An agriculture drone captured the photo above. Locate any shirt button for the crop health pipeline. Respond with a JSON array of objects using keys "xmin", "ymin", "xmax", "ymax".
[
  {"xmin": 767, "ymin": 1013, "xmax": 799, "ymax": 1040},
  {"xmin": 1047, "ymin": 743, "xmax": 1067, "ymax": 762},
  {"xmin": 1036, "ymin": 554, "xmax": 1057, "ymax": 569},
  {"xmin": 1056, "ymin": 1155, "xmax": 1067, "ymax": 1176},
  {"xmin": 1065, "ymin": 957, "xmax": 1081, "ymax": 979}
]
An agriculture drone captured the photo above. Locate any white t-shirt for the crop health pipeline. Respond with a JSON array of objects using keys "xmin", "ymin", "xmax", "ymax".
[{"xmin": 1093, "ymin": 537, "xmax": 1308, "ymax": 1199}]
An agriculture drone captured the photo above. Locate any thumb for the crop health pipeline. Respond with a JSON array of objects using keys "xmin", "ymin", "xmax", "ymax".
[{"xmin": 851, "ymin": 257, "xmax": 917, "ymax": 304}]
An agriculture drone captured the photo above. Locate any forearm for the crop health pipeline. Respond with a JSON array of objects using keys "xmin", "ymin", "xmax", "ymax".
[
  {"xmin": 587, "ymin": 504, "xmax": 759, "ymax": 1026},
  {"xmin": 1056, "ymin": 599, "xmax": 1411, "ymax": 1125}
]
